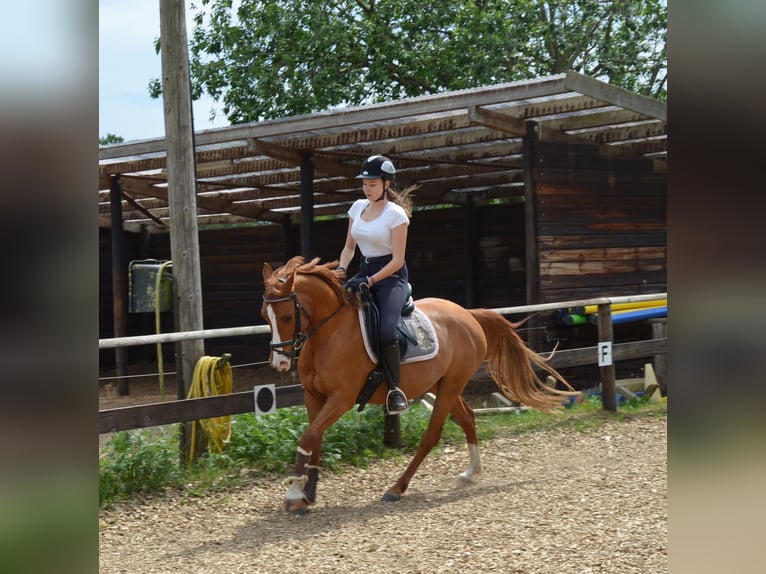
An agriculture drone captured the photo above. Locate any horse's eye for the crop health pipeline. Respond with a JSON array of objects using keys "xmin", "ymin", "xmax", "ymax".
[{"xmin": 281, "ymin": 315, "xmax": 292, "ymax": 323}]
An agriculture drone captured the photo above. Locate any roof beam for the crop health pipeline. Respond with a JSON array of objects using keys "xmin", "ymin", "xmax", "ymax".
[
  {"xmin": 119, "ymin": 175, "xmax": 290, "ymax": 224},
  {"xmin": 248, "ymin": 139, "xmax": 359, "ymax": 179},
  {"xmin": 100, "ymin": 73, "xmax": 570, "ymax": 158},
  {"xmin": 468, "ymin": 105, "xmax": 528, "ymax": 137},
  {"xmin": 564, "ymin": 70, "xmax": 666, "ymax": 121}
]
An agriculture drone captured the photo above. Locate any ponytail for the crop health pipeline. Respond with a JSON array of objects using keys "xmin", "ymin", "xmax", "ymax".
[{"xmin": 386, "ymin": 183, "xmax": 418, "ymax": 218}]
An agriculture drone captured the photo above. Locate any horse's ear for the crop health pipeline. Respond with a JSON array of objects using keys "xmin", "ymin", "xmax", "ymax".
[
  {"xmin": 282, "ymin": 271, "xmax": 295, "ymax": 292},
  {"xmin": 262, "ymin": 262, "xmax": 274, "ymax": 281}
]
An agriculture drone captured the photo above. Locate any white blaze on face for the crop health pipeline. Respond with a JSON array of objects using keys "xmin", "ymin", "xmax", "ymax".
[{"xmin": 265, "ymin": 303, "xmax": 292, "ymax": 371}]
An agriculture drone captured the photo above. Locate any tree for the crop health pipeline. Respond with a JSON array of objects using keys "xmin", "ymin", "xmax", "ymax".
[
  {"xmin": 99, "ymin": 133, "xmax": 125, "ymax": 146},
  {"xmin": 149, "ymin": 0, "xmax": 665, "ymax": 124}
]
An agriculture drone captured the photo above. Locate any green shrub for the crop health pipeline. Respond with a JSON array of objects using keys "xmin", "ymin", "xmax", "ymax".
[
  {"xmin": 99, "ymin": 428, "xmax": 184, "ymax": 506},
  {"xmin": 98, "ymin": 397, "xmax": 666, "ymax": 507}
]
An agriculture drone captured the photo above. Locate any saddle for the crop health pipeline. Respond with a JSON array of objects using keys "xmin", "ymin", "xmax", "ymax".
[
  {"xmin": 355, "ymin": 283, "xmax": 417, "ymax": 412},
  {"xmin": 359, "ymin": 283, "xmax": 416, "ymax": 356}
]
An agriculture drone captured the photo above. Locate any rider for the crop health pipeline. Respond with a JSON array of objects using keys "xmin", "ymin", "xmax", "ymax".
[{"xmin": 337, "ymin": 155, "xmax": 413, "ymax": 414}]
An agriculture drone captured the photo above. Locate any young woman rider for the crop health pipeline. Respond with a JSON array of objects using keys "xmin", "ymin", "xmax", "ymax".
[{"xmin": 337, "ymin": 155, "xmax": 414, "ymax": 414}]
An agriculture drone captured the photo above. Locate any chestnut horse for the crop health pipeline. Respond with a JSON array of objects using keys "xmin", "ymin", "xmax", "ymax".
[{"xmin": 262, "ymin": 257, "xmax": 578, "ymax": 513}]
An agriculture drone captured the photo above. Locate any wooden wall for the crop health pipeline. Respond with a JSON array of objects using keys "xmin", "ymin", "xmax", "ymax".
[
  {"xmin": 524, "ymin": 138, "xmax": 667, "ymax": 383},
  {"xmin": 528, "ymin": 140, "xmax": 667, "ymax": 303},
  {"xmin": 99, "ymin": 202, "xmax": 528, "ymax": 369},
  {"xmin": 100, "ymin": 139, "xmax": 666, "ymax": 389}
]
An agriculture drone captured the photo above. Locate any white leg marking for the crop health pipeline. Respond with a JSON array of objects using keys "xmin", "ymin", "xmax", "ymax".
[
  {"xmin": 266, "ymin": 304, "xmax": 292, "ymax": 370},
  {"xmin": 285, "ymin": 475, "xmax": 308, "ymax": 502},
  {"xmin": 459, "ymin": 444, "xmax": 482, "ymax": 481}
]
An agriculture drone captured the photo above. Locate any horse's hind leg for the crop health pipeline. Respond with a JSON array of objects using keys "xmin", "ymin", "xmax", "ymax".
[
  {"xmin": 382, "ymin": 388, "xmax": 459, "ymax": 502},
  {"xmin": 449, "ymin": 396, "xmax": 482, "ymax": 483}
]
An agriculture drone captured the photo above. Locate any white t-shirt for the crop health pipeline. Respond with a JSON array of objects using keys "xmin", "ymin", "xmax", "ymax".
[{"xmin": 347, "ymin": 199, "xmax": 410, "ymax": 258}]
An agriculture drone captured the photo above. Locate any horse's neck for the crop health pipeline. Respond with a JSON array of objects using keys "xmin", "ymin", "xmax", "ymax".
[
  {"xmin": 296, "ymin": 286, "xmax": 357, "ymax": 346},
  {"xmin": 297, "ymin": 281, "xmax": 353, "ymax": 337}
]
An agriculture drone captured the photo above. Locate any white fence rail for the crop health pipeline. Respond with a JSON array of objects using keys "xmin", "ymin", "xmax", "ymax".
[{"xmin": 99, "ymin": 292, "xmax": 667, "ymax": 350}]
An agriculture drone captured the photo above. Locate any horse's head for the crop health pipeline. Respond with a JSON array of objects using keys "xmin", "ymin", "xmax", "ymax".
[
  {"xmin": 261, "ymin": 257, "xmax": 348, "ymax": 372},
  {"xmin": 262, "ymin": 258, "xmax": 303, "ymax": 371}
]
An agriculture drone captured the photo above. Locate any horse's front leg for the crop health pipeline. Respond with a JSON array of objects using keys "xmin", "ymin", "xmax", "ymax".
[
  {"xmin": 284, "ymin": 390, "xmax": 351, "ymax": 514},
  {"xmin": 284, "ymin": 390, "xmax": 323, "ymax": 513}
]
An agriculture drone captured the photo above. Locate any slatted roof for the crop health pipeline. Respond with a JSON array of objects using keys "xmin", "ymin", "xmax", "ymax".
[{"xmin": 98, "ymin": 71, "xmax": 666, "ymax": 233}]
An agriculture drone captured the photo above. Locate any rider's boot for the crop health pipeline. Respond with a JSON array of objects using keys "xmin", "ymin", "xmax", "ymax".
[{"xmin": 380, "ymin": 341, "xmax": 408, "ymax": 414}]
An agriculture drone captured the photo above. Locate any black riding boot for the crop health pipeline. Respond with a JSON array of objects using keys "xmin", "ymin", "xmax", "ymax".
[{"xmin": 380, "ymin": 342, "xmax": 408, "ymax": 414}]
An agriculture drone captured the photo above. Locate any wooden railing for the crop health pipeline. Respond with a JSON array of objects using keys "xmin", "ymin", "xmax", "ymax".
[{"xmin": 99, "ymin": 293, "xmax": 666, "ymax": 434}]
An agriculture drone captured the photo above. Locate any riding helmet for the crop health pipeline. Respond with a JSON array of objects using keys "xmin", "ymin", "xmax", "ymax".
[{"xmin": 356, "ymin": 155, "xmax": 396, "ymax": 181}]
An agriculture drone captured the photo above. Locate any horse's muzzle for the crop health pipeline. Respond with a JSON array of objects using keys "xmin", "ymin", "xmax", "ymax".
[{"xmin": 270, "ymin": 350, "xmax": 293, "ymax": 372}]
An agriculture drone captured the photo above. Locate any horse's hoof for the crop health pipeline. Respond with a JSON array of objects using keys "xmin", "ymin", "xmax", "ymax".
[
  {"xmin": 382, "ymin": 491, "xmax": 401, "ymax": 503},
  {"xmin": 285, "ymin": 499, "xmax": 310, "ymax": 514}
]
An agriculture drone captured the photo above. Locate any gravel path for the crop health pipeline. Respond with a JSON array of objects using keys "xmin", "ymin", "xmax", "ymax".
[{"xmin": 99, "ymin": 414, "xmax": 666, "ymax": 574}]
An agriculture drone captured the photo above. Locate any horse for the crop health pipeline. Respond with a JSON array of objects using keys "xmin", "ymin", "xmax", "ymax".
[{"xmin": 262, "ymin": 256, "xmax": 579, "ymax": 513}]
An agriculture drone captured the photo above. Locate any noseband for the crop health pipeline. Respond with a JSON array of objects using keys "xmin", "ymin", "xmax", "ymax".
[{"xmin": 263, "ymin": 290, "xmax": 344, "ymax": 360}]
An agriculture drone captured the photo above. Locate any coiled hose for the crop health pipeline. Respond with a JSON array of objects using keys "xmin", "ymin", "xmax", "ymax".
[{"xmin": 186, "ymin": 355, "xmax": 233, "ymax": 463}]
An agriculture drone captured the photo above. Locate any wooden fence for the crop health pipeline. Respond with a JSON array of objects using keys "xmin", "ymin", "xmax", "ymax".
[{"xmin": 99, "ymin": 293, "xmax": 667, "ymax": 434}]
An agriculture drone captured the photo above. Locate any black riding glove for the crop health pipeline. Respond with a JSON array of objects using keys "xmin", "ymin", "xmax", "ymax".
[{"xmin": 343, "ymin": 275, "xmax": 368, "ymax": 292}]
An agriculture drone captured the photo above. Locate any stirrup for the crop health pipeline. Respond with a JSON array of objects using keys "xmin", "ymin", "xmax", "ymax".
[{"xmin": 386, "ymin": 388, "xmax": 408, "ymax": 415}]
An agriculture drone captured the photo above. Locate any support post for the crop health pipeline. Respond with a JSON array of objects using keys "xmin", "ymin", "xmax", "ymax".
[
  {"xmin": 650, "ymin": 319, "xmax": 667, "ymax": 396},
  {"xmin": 300, "ymin": 153, "xmax": 314, "ymax": 260},
  {"xmin": 109, "ymin": 175, "xmax": 129, "ymax": 395},
  {"xmin": 281, "ymin": 217, "xmax": 297, "ymax": 261},
  {"xmin": 523, "ymin": 121, "xmax": 542, "ymax": 351},
  {"xmin": 596, "ymin": 303, "xmax": 617, "ymax": 412},
  {"xmin": 160, "ymin": 0, "xmax": 205, "ymax": 463},
  {"xmin": 464, "ymin": 194, "xmax": 478, "ymax": 307},
  {"xmin": 383, "ymin": 412, "xmax": 403, "ymax": 449}
]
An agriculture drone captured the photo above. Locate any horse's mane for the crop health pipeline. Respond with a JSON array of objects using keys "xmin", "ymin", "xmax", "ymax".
[{"xmin": 266, "ymin": 256, "xmax": 360, "ymax": 308}]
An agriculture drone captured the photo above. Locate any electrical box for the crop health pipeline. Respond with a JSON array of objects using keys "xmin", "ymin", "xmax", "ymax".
[{"xmin": 128, "ymin": 259, "xmax": 174, "ymax": 313}]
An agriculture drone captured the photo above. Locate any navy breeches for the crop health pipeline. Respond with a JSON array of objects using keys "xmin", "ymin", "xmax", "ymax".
[{"xmin": 359, "ymin": 257, "xmax": 409, "ymax": 347}]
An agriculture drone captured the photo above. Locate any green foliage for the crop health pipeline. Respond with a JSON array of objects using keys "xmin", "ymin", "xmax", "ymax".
[
  {"xmin": 99, "ymin": 397, "xmax": 666, "ymax": 508},
  {"xmin": 99, "ymin": 133, "xmax": 124, "ymax": 146},
  {"xmin": 1, "ymin": 477, "xmax": 92, "ymax": 574},
  {"xmin": 99, "ymin": 428, "xmax": 185, "ymax": 506},
  {"xmin": 149, "ymin": 0, "xmax": 666, "ymax": 122},
  {"xmin": 476, "ymin": 392, "xmax": 667, "ymax": 437}
]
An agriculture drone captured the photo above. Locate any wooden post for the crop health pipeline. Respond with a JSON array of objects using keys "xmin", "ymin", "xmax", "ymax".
[
  {"xmin": 281, "ymin": 218, "xmax": 296, "ymax": 261},
  {"xmin": 523, "ymin": 121, "xmax": 543, "ymax": 351},
  {"xmin": 160, "ymin": 0, "xmax": 205, "ymax": 462},
  {"xmin": 300, "ymin": 153, "xmax": 314, "ymax": 260},
  {"xmin": 109, "ymin": 175, "xmax": 129, "ymax": 395},
  {"xmin": 650, "ymin": 319, "xmax": 667, "ymax": 396},
  {"xmin": 383, "ymin": 411, "xmax": 403, "ymax": 449},
  {"xmin": 464, "ymin": 194, "xmax": 478, "ymax": 307},
  {"xmin": 596, "ymin": 303, "xmax": 617, "ymax": 412}
]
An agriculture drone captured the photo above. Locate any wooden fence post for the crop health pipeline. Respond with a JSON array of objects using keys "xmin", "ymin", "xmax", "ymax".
[
  {"xmin": 383, "ymin": 413, "xmax": 403, "ymax": 449},
  {"xmin": 650, "ymin": 319, "xmax": 667, "ymax": 396},
  {"xmin": 160, "ymin": 0, "xmax": 206, "ymax": 463},
  {"xmin": 596, "ymin": 303, "xmax": 617, "ymax": 412}
]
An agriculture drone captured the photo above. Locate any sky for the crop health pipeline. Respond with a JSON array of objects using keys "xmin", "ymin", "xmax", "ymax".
[{"xmin": 99, "ymin": 0, "xmax": 228, "ymax": 142}]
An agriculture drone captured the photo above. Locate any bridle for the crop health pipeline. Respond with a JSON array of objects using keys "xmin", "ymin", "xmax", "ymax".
[{"xmin": 263, "ymin": 289, "xmax": 345, "ymax": 360}]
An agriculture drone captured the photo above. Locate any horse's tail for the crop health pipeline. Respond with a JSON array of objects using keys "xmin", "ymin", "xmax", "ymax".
[{"xmin": 468, "ymin": 308, "xmax": 580, "ymax": 412}]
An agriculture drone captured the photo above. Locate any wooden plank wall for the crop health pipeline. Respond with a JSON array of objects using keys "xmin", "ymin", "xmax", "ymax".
[
  {"xmin": 99, "ymin": 203, "xmax": 527, "ymax": 370},
  {"xmin": 527, "ymin": 139, "xmax": 667, "ymax": 385},
  {"xmin": 531, "ymin": 141, "xmax": 667, "ymax": 303},
  {"xmin": 100, "ymin": 145, "xmax": 666, "ymax": 392}
]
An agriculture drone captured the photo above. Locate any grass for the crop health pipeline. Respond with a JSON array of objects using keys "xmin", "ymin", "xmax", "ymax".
[{"xmin": 99, "ymin": 394, "xmax": 666, "ymax": 508}]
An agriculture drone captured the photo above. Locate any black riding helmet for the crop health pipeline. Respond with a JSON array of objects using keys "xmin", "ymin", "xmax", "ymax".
[{"xmin": 356, "ymin": 155, "xmax": 396, "ymax": 182}]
